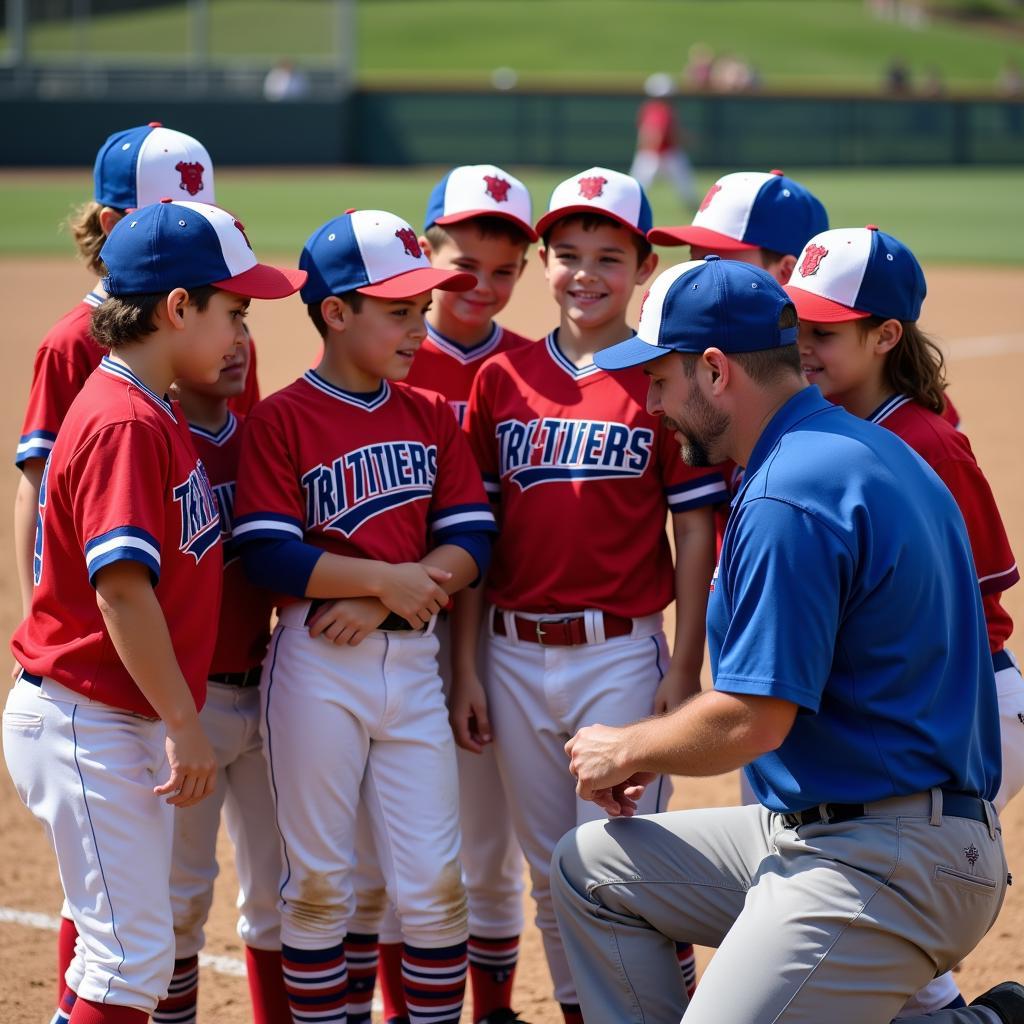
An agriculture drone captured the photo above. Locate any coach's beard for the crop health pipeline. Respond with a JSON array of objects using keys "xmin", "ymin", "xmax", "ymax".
[{"xmin": 664, "ymin": 390, "xmax": 729, "ymax": 468}]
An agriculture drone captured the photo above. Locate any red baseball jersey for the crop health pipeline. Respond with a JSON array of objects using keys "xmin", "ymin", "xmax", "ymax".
[
  {"xmin": 463, "ymin": 331, "xmax": 728, "ymax": 617},
  {"xmin": 233, "ymin": 371, "xmax": 496, "ymax": 602},
  {"xmin": 190, "ymin": 414, "xmax": 273, "ymax": 674},
  {"xmin": 637, "ymin": 99, "xmax": 678, "ymax": 154},
  {"xmin": 12, "ymin": 357, "xmax": 223, "ymax": 715},
  {"xmin": 404, "ymin": 321, "xmax": 534, "ymax": 426},
  {"xmin": 16, "ymin": 292, "xmax": 260, "ymax": 467},
  {"xmin": 870, "ymin": 394, "xmax": 1017, "ymax": 652}
]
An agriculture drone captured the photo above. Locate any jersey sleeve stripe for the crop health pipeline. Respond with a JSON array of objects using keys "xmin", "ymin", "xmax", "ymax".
[
  {"xmin": 979, "ymin": 563, "xmax": 1019, "ymax": 596},
  {"xmin": 85, "ymin": 528, "xmax": 161, "ymax": 585},
  {"xmin": 431, "ymin": 510, "xmax": 498, "ymax": 536},
  {"xmin": 665, "ymin": 475, "xmax": 728, "ymax": 510},
  {"xmin": 15, "ymin": 431, "xmax": 57, "ymax": 464},
  {"xmin": 233, "ymin": 513, "xmax": 304, "ymax": 542}
]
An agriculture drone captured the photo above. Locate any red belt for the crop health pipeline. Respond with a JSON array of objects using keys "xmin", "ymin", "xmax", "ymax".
[{"xmin": 492, "ymin": 609, "xmax": 633, "ymax": 646}]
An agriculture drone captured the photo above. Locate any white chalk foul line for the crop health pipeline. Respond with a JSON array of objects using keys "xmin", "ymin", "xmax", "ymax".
[
  {"xmin": 0, "ymin": 904, "xmax": 385, "ymax": 1009},
  {"xmin": 0, "ymin": 906, "xmax": 246, "ymax": 977}
]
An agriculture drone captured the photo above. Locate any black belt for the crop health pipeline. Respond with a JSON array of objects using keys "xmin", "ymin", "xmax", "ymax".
[
  {"xmin": 209, "ymin": 667, "xmax": 262, "ymax": 688},
  {"xmin": 780, "ymin": 790, "xmax": 988, "ymax": 829},
  {"xmin": 18, "ymin": 670, "xmax": 42, "ymax": 687},
  {"xmin": 993, "ymin": 649, "xmax": 1014, "ymax": 673}
]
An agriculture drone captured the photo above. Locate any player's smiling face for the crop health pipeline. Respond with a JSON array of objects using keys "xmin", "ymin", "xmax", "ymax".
[
  {"xmin": 798, "ymin": 318, "xmax": 883, "ymax": 405},
  {"xmin": 542, "ymin": 218, "xmax": 655, "ymax": 334},
  {"xmin": 423, "ymin": 224, "xmax": 526, "ymax": 342},
  {"xmin": 175, "ymin": 289, "xmax": 250, "ymax": 386},
  {"xmin": 335, "ymin": 291, "xmax": 432, "ymax": 390}
]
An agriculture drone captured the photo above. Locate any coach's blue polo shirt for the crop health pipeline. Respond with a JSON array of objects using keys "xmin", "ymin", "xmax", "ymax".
[{"xmin": 708, "ymin": 385, "xmax": 1000, "ymax": 812}]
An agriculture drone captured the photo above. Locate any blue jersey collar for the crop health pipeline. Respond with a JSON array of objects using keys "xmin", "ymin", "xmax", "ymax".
[{"xmin": 741, "ymin": 386, "xmax": 834, "ymax": 494}]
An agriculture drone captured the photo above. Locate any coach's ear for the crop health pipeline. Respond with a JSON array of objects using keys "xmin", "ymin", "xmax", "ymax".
[{"xmin": 320, "ymin": 296, "xmax": 349, "ymax": 333}]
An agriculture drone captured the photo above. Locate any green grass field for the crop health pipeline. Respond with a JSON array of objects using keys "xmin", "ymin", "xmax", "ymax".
[
  {"xmin": 5, "ymin": 0, "xmax": 1024, "ymax": 92},
  {"xmin": 1, "ymin": 165, "xmax": 1021, "ymax": 265}
]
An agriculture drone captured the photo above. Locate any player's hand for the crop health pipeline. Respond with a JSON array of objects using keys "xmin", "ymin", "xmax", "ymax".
[
  {"xmin": 157, "ymin": 721, "xmax": 216, "ymax": 807},
  {"xmin": 449, "ymin": 670, "xmax": 492, "ymax": 754},
  {"xmin": 377, "ymin": 563, "xmax": 451, "ymax": 627},
  {"xmin": 653, "ymin": 668, "xmax": 701, "ymax": 715},
  {"xmin": 308, "ymin": 597, "xmax": 388, "ymax": 646},
  {"xmin": 566, "ymin": 723, "xmax": 635, "ymax": 803},
  {"xmin": 590, "ymin": 773, "xmax": 658, "ymax": 818}
]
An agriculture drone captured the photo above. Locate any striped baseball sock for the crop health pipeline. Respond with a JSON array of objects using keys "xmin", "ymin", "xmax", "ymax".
[
  {"xmin": 676, "ymin": 941, "xmax": 698, "ymax": 998},
  {"xmin": 344, "ymin": 932, "xmax": 379, "ymax": 1024},
  {"xmin": 152, "ymin": 955, "xmax": 200, "ymax": 1024},
  {"xmin": 49, "ymin": 987, "xmax": 76, "ymax": 1024},
  {"xmin": 559, "ymin": 1002, "xmax": 583, "ymax": 1024},
  {"xmin": 378, "ymin": 940, "xmax": 409, "ymax": 1023},
  {"xmin": 467, "ymin": 934, "xmax": 519, "ymax": 1020},
  {"xmin": 402, "ymin": 941, "xmax": 468, "ymax": 1024},
  {"xmin": 282, "ymin": 941, "xmax": 348, "ymax": 1023},
  {"xmin": 244, "ymin": 946, "xmax": 292, "ymax": 1024},
  {"xmin": 57, "ymin": 917, "xmax": 79, "ymax": 1004},
  {"xmin": 67, "ymin": 1000, "xmax": 147, "ymax": 1023}
]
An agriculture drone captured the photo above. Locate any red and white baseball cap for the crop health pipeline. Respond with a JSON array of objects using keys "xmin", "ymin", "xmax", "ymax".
[
  {"xmin": 100, "ymin": 199, "xmax": 306, "ymax": 299},
  {"xmin": 785, "ymin": 226, "xmax": 927, "ymax": 323},
  {"xmin": 535, "ymin": 167, "xmax": 653, "ymax": 238},
  {"xmin": 424, "ymin": 164, "xmax": 537, "ymax": 241},
  {"xmin": 648, "ymin": 170, "xmax": 828, "ymax": 257},
  {"xmin": 300, "ymin": 210, "xmax": 476, "ymax": 303},
  {"xmin": 94, "ymin": 122, "xmax": 215, "ymax": 211}
]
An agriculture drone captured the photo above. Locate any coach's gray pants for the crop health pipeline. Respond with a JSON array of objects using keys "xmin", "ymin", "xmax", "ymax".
[{"xmin": 551, "ymin": 792, "xmax": 1007, "ymax": 1023}]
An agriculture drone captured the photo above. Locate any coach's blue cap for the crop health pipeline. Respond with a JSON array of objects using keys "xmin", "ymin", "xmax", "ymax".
[
  {"xmin": 94, "ymin": 122, "xmax": 215, "ymax": 211},
  {"xmin": 594, "ymin": 256, "xmax": 797, "ymax": 370},
  {"xmin": 786, "ymin": 226, "xmax": 926, "ymax": 323},
  {"xmin": 100, "ymin": 199, "xmax": 305, "ymax": 299}
]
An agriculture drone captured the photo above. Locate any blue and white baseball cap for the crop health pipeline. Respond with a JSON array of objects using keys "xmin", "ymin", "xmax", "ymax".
[
  {"xmin": 300, "ymin": 210, "xmax": 476, "ymax": 304},
  {"xmin": 785, "ymin": 226, "xmax": 926, "ymax": 323},
  {"xmin": 594, "ymin": 256, "xmax": 797, "ymax": 370},
  {"xmin": 648, "ymin": 170, "xmax": 828, "ymax": 257},
  {"xmin": 100, "ymin": 199, "xmax": 306, "ymax": 299},
  {"xmin": 94, "ymin": 122, "xmax": 215, "ymax": 211},
  {"xmin": 535, "ymin": 167, "xmax": 653, "ymax": 239},
  {"xmin": 424, "ymin": 164, "xmax": 537, "ymax": 241}
]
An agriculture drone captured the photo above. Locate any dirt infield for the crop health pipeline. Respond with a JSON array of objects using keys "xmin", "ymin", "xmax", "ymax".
[{"xmin": 1, "ymin": 256, "xmax": 1022, "ymax": 1022}]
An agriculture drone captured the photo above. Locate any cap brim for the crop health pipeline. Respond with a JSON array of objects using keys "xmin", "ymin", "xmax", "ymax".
[
  {"xmin": 434, "ymin": 209, "xmax": 539, "ymax": 242},
  {"xmin": 593, "ymin": 334, "xmax": 674, "ymax": 372},
  {"xmin": 358, "ymin": 268, "xmax": 476, "ymax": 299},
  {"xmin": 213, "ymin": 264, "xmax": 307, "ymax": 300},
  {"xmin": 785, "ymin": 286, "xmax": 872, "ymax": 323},
  {"xmin": 536, "ymin": 206, "xmax": 645, "ymax": 239},
  {"xmin": 646, "ymin": 226, "xmax": 758, "ymax": 251}
]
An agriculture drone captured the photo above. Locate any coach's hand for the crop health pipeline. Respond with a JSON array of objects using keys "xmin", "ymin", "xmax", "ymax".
[
  {"xmin": 566, "ymin": 723, "xmax": 640, "ymax": 805},
  {"xmin": 449, "ymin": 670, "xmax": 492, "ymax": 753},
  {"xmin": 308, "ymin": 596, "xmax": 388, "ymax": 646},
  {"xmin": 158, "ymin": 720, "xmax": 216, "ymax": 807},
  {"xmin": 377, "ymin": 562, "xmax": 451, "ymax": 627}
]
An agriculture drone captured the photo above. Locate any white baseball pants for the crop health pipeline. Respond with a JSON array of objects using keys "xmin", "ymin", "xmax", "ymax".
[
  {"xmin": 169, "ymin": 681, "xmax": 282, "ymax": 957},
  {"xmin": 261, "ymin": 603, "xmax": 467, "ymax": 950},
  {"xmin": 485, "ymin": 609, "xmax": 672, "ymax": 1004},
  {"xmin": 350, "ymin": 616, "xmax": 525, "ymax": 942},
  {"xmin": 3, "ymin": 676, "xmax": 175, "ymax": 1013}
]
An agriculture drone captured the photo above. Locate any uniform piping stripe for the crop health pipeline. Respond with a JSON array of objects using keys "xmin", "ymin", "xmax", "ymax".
[
  {"xmin": 233, "ymin": 517, "xmax": 304, "ymax": 540},
  {"xmin": 869, "ymin": 393, "xmax": 913, "ymax": 425},
  {"xmin": 425, "ymin": 321, "xmax": 502, "ymax": 363},
  {"xmin": 71, "ymin": 704, "xmax": 127, "ymax": 1002},
  {"xmin": 303, "ymin": 370, "xmax": 391, "ymax": 411},
  {"xmin": 83, "ymin": 291, "xmax": 105, "ymax": 308},
  {"xmin": 189, "ymin": 412, "xmax": 237, "ymax": 446},
  {"xmin": 666, "ymin": 480, "xmax": 728, "ymax": 507},
  {"xmin": 431, "ymin": 509, "xmax": 498, "ymax": 531},
  {"xmin": 263, "ymin": 631, "xmax": 295, "ymax": 913},
  {"xmin": 16, "ymin": 431, "xmax": 56, "ymax": 457},
  {"xmin": 979, "ymin": 563, "xmax": 1018, "ymax": 585},
  {"xmin": 99, "ymin": 356, "xmax": 177, "ymax": 421},
  {"xmin": 545, "ymin": 332, "xmax": 601, "ymax": 379}
]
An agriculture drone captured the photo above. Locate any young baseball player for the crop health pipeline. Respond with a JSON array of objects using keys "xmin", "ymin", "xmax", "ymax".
[
  {"xmin": 787, "ymin": 224, "xmax": 1024, "ymax": 1016},
  {"xmin": 353, "ymin": 167, "xmax": 537, "ymax": 1024},
  {"xmin": 232, "ymin": 209, "xmax": 497, "ymax": 1024},
  {"xmin": 151, "ymin": 335, "xmax": 288, "ymax": 1024},
  {"xmin": 2, "ymin": 199, "xmax": 304, "ymax": 1024},
  {"xmin": 455, "ymin": 168, "xmax": 727, "ymax": 1024},
  {"xmin": 15, "ymin": 122, "xmax": 261, "ymax": 634}
]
